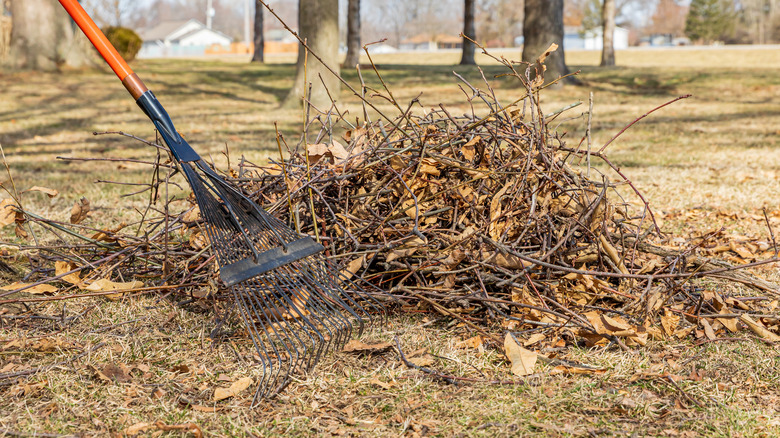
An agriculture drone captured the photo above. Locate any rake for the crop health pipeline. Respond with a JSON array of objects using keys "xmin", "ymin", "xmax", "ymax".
[{"xmin": 57, "ymin": 0, "xmax": 382, "ymax": 402}]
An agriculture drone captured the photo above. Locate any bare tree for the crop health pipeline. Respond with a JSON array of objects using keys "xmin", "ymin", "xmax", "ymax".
[
  {"xmin": 342, "ymin": 0, "xmax": 360, "ymax": 68},
  {"xmin": 459, "ymin": 0, "xmax": 475, "ymax": 65},
  {"xmin": 600, "ymin": 0, "xmax": 616, "ymax": 66},
  {"xmin": 522, "ymin": 0, "xmax": 571, "ymax": 84},
  {"xmin": 9, "ymin": 0, "xmax": 95, "ymax": 71},
  {"xmin": 81, "ymin": 0, "xmax": 139, "ymax": 27},
  {"xmin": 282, "ymin": 0, "xmax": 340, "ymax": 109},
  {"xmin": 251, "ymin": 0, "xmax": 264, "ymax": 62}
]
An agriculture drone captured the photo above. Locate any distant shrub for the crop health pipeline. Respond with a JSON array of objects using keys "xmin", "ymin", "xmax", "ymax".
[{"xmin": 103, "ymin": 27, "xmax": 142, "ymax": 62}]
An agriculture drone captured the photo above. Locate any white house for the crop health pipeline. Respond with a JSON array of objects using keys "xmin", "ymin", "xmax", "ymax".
[
  {"xmin": 138, "ymin": 19, "xmax": 232, "ymax": 58},
  {"xmin": 563, "ymin": 26, "xmax": 630, "ymax": 50}
]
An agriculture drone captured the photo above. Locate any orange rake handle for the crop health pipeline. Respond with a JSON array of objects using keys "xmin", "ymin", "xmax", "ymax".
[{"xmin": 58, "ymin": 0, "xmax": 149, "ymax": 99}]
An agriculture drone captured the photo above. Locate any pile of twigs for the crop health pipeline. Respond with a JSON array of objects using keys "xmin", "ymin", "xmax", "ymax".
[
  {"xmin": 231, "ymin": 55, "xmax": 780, "ymax": 347},
  {"xmin": 2, "ymin": 52, "xmax": 779, "ymax": 352}
]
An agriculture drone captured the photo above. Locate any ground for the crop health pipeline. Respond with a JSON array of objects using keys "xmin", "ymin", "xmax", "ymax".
[{"xmin": 0, "ymin": 47, "xmax": 779, "ymax": 437}]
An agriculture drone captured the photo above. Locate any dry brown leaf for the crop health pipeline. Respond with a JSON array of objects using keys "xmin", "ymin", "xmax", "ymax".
[
  {"xmin": 661, "ymin": 310, "xmax": 680, "ymax": 337},
  {"xmin": 418, "ymin": 157, "xmax": 441, "ymax": 176},
  {"xmin": 457, "ymin": 335, "xmax": 484, "ymax": 349},
  {"xmin": 504, "ymin": 333, "xmax": 537, "ymax": 376},
  {"xmin": 91, "ymin": 222, "xmax": 127, "ymax": 243},
  {"xmin": 101, "ymin": 363, "xmax": 132, "ymax": 383},
  {"xmin": 86, "ymin": 278, "xmax": 144, "ymax": 293},
  {"xmin": 0, "ymin": 281, "xmax": 57, "ymax": 295},
  {"xmin": 368, "ymin": 378, "xmax": 395, "ymax": 390},
  {"xmin": 523, "ymin": 333, "xmax": 546, "ymax": 347},
  {"xmin": 124, "ymin": 422, "xmax": 151, "ymax": 436},
  {"xmin": 340, "ymin": 256, "xmax": 364, "ymax": 280},
  {"xmin": 182, "ymin": 206, "xmax": 201, "ymax": 223},
  {"xmin": 461, "ymin": 137, "xmax": 479, "ymax": 161},
  {"xmin": 329, "ymin": 139, "xmax": 349, "ymax": 161},
  {"xmin": 536, "ymin": 43, "xmax": 558, "ymax": 64},
  {"xmin": 26, "ymin": 186, "xmax": 59, "ymax": 198},
  {"xmin": 54, "ymin": 261, "xmax": 82, "ymax": 285},
  {"xmin": 740, "ymin": 315, "xmax": 780, "ymax": 342},
  {"xmin": 214, "ymin": 376, "xmax": 253, "ymax": 401},
  {"xmin": 14, "ymin": 224, "xmax": 28, "ymax": 240},
  {"xmin": 0, "ymin": 199, "xmax": 18, "ymax": 226},
  {"xmin": 408, "ymin": 353, "xmax": 436, "ymax": 367},
  {"xmin": 701, "ymin": 318, "xmax": 717, "ymax": 341},
  {"xmin": 69, "ymin": 197, "xmax": 90, "ymax": 224},
  {"xmin": 154, "ymin": 421, "xmax": 203, "ymax": 438},
  {"xmin": 342, "ymin": 339, "xmax": 393, "ymax": 354}
]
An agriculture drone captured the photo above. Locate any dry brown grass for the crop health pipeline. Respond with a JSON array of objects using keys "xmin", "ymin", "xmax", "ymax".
[{"xmin": 1, "ymin": 46, "xmax": 780, "ymax": 437}]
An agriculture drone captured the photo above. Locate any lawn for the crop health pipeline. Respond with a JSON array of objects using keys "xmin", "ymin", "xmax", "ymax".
[{"xmin": 1, "ymin": 46, "xmax": 779, "ymax": 437}]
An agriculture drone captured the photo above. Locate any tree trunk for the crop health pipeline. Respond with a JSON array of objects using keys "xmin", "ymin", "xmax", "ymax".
[
  {"xmin": 459, "ymin": 0, "xmax": 476, "ymax": 65},
  {"xmin": 251, "ymin": 0, "xmax": 264, "ymax": 63},
  {"xmin": 600, "ymin": 0, "xmax": 616, "ymax": 66},
  {"xmin": 282, "ymin": 0, "xmax": 340, "ymax": 109},
  {"xmin": 521, "ymin": 0, "xmax": 570, "ymax": 84},
  {"xmin": 9, "ymin": 0, "xmax": 94, "ymax": 71},
  {"xmin": 342, "ymin": 0, "xmax": 360, "ymax": 68}
]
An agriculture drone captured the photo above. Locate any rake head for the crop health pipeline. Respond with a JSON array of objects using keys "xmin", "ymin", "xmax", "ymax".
[{"xmin": 178, "ymin": 159, "xmax": 382, "ymax": 403}]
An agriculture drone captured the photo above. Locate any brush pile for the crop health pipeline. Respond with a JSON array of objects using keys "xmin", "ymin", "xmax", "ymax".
[
  {"xmin": 2, "ymin": 52, "xmax": 779, "ymax": 363},
  {"xmin": 233, "ymin": 59, "xmax": 780, "ymax": 349}
]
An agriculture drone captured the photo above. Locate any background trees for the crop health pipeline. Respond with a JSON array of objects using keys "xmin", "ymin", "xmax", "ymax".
[
  {"xmin": 685, "ymin": 0, "xmax": 735, "ymax": 43},
  {"xmin": 283, "ymin": 0, "xmax": 340, "ymax": 109},
  {"xmin": 8, "ymin": 0, "xmax": 94, "ymax": 71},
  {"xmin": 342, "ymin": 0, "xmax": 360, "ymax": 68},
  {"xmin": 600, "ymin": 0, "xmax": 616, "ymax": 66},
  {"xmin": 459, "ymin": 0, "xmax": 476, "ymax": 65},
  {"xmin": 252, "ymin": 1, "xmax": 264, "ymax": 63},
  {"xmin": 522, "ymin": 0, "xmax": 570, "ymax": 83}
]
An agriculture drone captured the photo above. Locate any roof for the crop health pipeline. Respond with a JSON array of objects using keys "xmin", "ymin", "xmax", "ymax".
[
  {"xmin": 172, "ymin": 27, "xmax": 232, "ymax": 43},
  {"xmin": 138, "ymin": 20, "xmax": 196, "ymax": 42}
]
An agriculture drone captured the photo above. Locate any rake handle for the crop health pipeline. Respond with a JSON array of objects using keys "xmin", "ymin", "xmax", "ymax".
[{"xmin": 57, "ymin": 0, "xmax": 200, "ymax": 162}]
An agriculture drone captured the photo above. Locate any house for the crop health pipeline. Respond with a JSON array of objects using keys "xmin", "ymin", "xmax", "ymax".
[
  {"xmin": 138, "ymin": 19, "xmax": 232, "ymax": 58},
  {"xmin": 400, "ymin": 34, "xmax": 462, "ymax": 51},
  {"xmin": 563, "ymin": 25, "xmax": 630, "ymax": 50}
]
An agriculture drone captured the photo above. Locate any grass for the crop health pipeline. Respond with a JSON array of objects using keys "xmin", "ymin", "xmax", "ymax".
[{"xmin": 1, "ymin": 46, "xmax": 780, "ymax": 436}]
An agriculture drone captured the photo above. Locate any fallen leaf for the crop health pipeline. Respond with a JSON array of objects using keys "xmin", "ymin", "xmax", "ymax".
[
  {"xmin": 661, "ymin": 310, "xmax": 680, "ymax": 337},
  {"xmin": 69, "ymin": 197, "xmax": 90, "ymax": 224},
  {"xmin": 214, "ymin": 376, "xmax": 253, "ymax": 401},
  {"xmin": 740, "ymin": 315, "xmax": 780, "ymax": 342},
  {"xmin": 340, "ymin": 256, "xmax": 364, "ymax": 280},
  {"xmin": 101, "ymin": 363, "xmax": 132, "ymax": 383},
  {"xmin": 329, "ymin": 140, "xmax": 349, "ymax": 161},
  {"xmin": 26, "ymin": 186, "xmax": 59, "ymax": 198},
  {"xmin": 124, "ymin": 422, "xmax": 150, "ymax": 436},
  {"xmin": 408, "ymin": 353, "xmax": 436, "ymax": 367},
  {"xmin": 154, "ymin": 421, "xmax": 203, "ymax": 438},
  {"xmin": 85, "ymin": 278, "xmax": 144, "ymax": 293},
  {"xmin": 342, "ymin": 339, "xmax": 393, "ymax": 354},
  {"xmin": 169, "ymin": 364, "xmax": 190, "ymax": 374},
  {"xmin": 368, "ymin": 378, "xmax": 395, "ymax": 390},
  {"xmin": 504, "ymin": 333, "xmax": 537, "ymax": 376},
  {"xmin": 523, "ymin": 333, "xmax": 546, "ymax": 347},
  {"xmin": 0, "ymin": 199, "xmax": 18, "ymax": 226},
  {"xmin": 0, "ymin": 282, "xmax": 57, "ymax": 295},
  {"xmin": 457, "ymin": 335, "xmax": 484, "ymax": 349},
  {"xmin": 54, "ymin": 261, "xmax": 82, "ymax": 285},
  {"xmin": 701, "ymin": 319, "xmax": 716, "ymax": 341}
]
